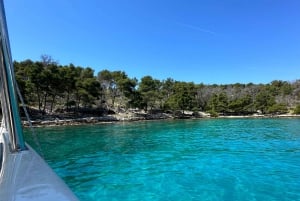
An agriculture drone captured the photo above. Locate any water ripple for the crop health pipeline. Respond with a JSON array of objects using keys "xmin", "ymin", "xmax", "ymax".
[{"xmin": 26, "ymin": 118, "xmax": 300, "ymax": 201}]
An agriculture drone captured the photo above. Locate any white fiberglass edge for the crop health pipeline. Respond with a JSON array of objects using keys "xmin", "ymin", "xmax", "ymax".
[{"xmin": 0, "ymin": 129, "xmax": 79, "ymax": 201}]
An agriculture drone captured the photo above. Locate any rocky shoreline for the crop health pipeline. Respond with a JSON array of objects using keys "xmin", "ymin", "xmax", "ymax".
[
  {"xmin": 22, "ymin": 111, "xmax": 300, "ymax": 127},
  {"xmin": 22, "ymin": 111, "xmax": 173, "ymax": 127}
]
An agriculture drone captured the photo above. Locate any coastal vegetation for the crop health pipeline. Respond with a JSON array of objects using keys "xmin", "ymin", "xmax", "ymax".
[{"xmin": 14, "ymin": 56, "xmax": 300, "ymax": 119}]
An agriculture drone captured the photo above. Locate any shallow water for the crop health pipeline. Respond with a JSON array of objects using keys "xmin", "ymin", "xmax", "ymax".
[{"xmin": 26, "ymin": 118, "xmax": 300, "ymax": 201}]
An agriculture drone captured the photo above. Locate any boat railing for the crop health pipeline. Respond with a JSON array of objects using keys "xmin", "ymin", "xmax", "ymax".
[
  {"xmin": 0, "ymin": 142, "xmax": 3, "ymax": 171},
  {"xmin": 0, "ymin": 0, "xmax": 26, "ymax": 152}
]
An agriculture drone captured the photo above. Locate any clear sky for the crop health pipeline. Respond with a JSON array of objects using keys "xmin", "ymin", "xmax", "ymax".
[{"xmin": 3, "ymin": 0, "xmax": 300, "ymax": 84}]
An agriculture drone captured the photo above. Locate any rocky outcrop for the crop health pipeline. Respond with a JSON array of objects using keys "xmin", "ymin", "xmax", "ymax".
[
  {"xmin": 22, "ymin": 110, "xmax": 300, "ymax": 127},
  {"xmin": 22, "ymin": 111, "xmax": 186, "ymax": 127}
]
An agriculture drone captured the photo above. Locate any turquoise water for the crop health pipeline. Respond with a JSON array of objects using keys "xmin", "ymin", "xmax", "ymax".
[{"xmin": 26, "ymin": 119, "xmax": 300, "ymax": 201}]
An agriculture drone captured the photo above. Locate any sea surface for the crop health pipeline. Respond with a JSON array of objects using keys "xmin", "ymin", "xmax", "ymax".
[{"xmin": 25, "ymin": 118, "xmax": 300, "ymax": 201}]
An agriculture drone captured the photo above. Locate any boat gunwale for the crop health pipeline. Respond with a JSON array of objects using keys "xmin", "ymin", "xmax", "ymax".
[{"xmin": 0, "ymin": 142, "xmax": 3, "ymax": 172}]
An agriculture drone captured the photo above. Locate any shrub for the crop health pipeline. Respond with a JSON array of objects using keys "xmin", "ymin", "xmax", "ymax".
[
  {"xmin": 267, "ymin": 103, "xmax": 288, "ymax": 114},
  {"xmin": 293, "ymin": 105, "xmax": 300, "ymax": 114},
  {"xmin": 208, "ymin": 110, "xmax": 219, "ymax": 117}
]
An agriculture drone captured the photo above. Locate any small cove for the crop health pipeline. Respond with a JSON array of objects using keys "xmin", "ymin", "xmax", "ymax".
[{"xmin": 25, "ymin": 118, "xmax": 300, "ymax": 201}]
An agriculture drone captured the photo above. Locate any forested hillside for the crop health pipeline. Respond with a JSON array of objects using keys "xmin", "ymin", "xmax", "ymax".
[{"xmin": 14, "ymin": 56, "xmax": 300, "ymax": 117}]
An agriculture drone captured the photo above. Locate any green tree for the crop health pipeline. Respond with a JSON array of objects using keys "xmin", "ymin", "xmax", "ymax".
[
  {"xmin": 14, "ymin": 60, "xmax": 33, "ymax": 103},
  {"xmin": 160, "ymin": 78, "xmax": 175, "ymax": 109},
  {"xmin": 24, "ymin": 61, "xmax": 44, "ymax": 111},
  {"xmin": 60, "ymin": 64, "xmax": 78, "ymax": 111},
  {"xmin": 293, "ymin": 104, "xmax": 300, "ymax": 114},
  {"xmin": 75, "ymin": 67, "xmax": 101, "ymax": 109},
  {"xmin": 228, "ymin": 94, "xmax": 253, "ymax": 115},
  {"xmin": 165, "ymin": 82, "xmax": 196, "ymax": 113},
  {"xmin": 42, "ymin": 63, "xmax": 64, "ymax": 112},
  {"xmin": 98, "ymin": 70, "xmax": 137, "ymax": 109},
  {"xmin": 138, "ymin": 76, "xmax": 161, "ymax": 111},
  {"xmin": 255, "ymin": 88, "xmax": 276, "ymax": 114},
  {"xmin": 269, "ymin": 80, "xmax": 292, "ymax": 96},
  {"xmin": 117, "ymin": 77, "xmax": 138, "ymax": 108},
  {"xmin": 208, "ymin": 92, "xmax": 229, "ymax": 114},
  {"xmin": 195, "ymin": 83, "xmax": 211, "ymax": 111},
  {"xmin": 267, "ymin": 103, "xmax": 288, "ymax": 114}
]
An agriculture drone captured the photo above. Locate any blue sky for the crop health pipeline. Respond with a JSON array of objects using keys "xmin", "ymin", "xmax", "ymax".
[{"xmin": 4, "ymin": 0, "xmax": 300, "ymax": 84}]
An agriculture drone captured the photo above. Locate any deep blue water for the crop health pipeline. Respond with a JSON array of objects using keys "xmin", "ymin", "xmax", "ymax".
[{"xmin": 25, "ymin": 118, "xmax": 300, "ymax": 201}]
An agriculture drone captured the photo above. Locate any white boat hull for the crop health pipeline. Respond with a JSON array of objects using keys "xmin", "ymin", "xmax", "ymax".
[{"xmin": 0, "ymin": 129, "xmax": 79, "ymax": 201}]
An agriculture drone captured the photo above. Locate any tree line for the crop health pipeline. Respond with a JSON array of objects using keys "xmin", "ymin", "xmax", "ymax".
[{"xmin": 14, "ymin": 56, "xmax": 300, "ymax": 116}]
